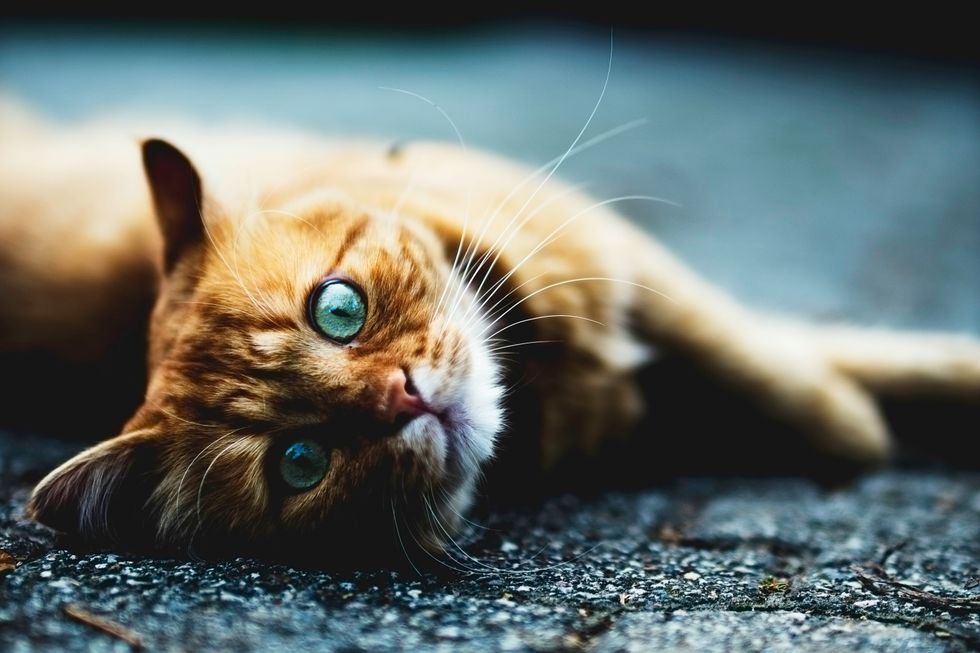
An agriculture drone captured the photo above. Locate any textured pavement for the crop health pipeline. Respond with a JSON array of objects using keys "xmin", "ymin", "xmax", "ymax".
[
  {"xmin": 1, "ymin": 24, "xmax": 979, "ymax": 653},
  {"xmin": 2, "ymin": 431, "xmax": 979, "ymax": 651}
]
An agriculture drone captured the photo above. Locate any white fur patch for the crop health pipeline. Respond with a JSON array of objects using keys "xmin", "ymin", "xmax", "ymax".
[{"xmin": 250, "ymin": 330, "xmax": 290, "ymax": 355}]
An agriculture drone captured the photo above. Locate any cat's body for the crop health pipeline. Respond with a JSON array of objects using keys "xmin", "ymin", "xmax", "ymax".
[{"xmin": 3, "ymin": 105, "xmax": 979, "ymax": 565}]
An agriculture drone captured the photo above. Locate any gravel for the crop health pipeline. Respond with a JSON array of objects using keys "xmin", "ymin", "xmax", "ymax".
[{"xmin": 2, "ymin": 431, "xmax": 978, "ymax": 652}]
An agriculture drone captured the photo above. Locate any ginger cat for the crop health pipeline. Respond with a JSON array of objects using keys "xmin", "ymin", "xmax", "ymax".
[{"xmin": 3, "ymin": 103, "xmax": 979, "ymax": 565}]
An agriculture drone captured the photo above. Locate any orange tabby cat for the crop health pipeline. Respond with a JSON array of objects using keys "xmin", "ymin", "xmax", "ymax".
[{"xmin": 3, "ymin": 103, "xmax": 979, "ymax": 565}]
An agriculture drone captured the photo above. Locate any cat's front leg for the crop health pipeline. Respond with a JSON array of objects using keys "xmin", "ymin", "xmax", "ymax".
[
  {"xmin": 742, "ymin": 318, "xmax": 980, "ymax": 461},
  {"xmin": 705, "ymin": 317, "xmax": 895, "ymax": 462},
  {"xmin": 629, "ymin": 243, "xmax": 980, "ymax": 462},
  {"xmin": 622, "ymin": 235, "xmax": 978, "ymax": 463}
]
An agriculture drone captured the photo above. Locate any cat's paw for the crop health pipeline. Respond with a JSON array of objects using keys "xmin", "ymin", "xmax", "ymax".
[
  {"xmin": 797, "ymin": 371, "xmax": 891, "ymax": 464},
  {"xmin": 739, "ymin": 321, "xmax": 893, "ymax": 464}
]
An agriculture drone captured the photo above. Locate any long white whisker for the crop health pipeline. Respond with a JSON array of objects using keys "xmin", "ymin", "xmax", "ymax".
[
  {"xmin": 202, "ymin": 202, "xmax": 277, "ymax": 324},
  {"xmin": 423, "ymin": 496, "xmax": 605, "ymax": 576},
  {"xmin": 143, "ymin": 399, "xmax": 220, "ymax": 430},
  {"xmin": 194, "ymin": 440, "xmax": 240, "ymax": 526},
  {"xmin": 437, "ymin": 488, "xmax": 498, "ymax": 533},
  {"xmin": 479, "ymin": 277, "xmax": 674, "ymax": 339},
  {"xmin": 443, "ymin": 34, "xmax": 620, "ymax": 327},
  {"xmin": 379, "ymin": 87, "xmax": 467, "ymax": 153},
  {"xmin": 483, "ymin": 314, "xmax": 605, "ymax": 342},
  {"xmin": 379, "ymin": 86, "xmax": 472, "ymax": 323},
  {"xmin": 456, "ymin": 270, "xmax": 552, "ymax": 337},
  {"xmin": 465, "ymin": 195, "xmax": 679, "ymax": 331},
  {"xmin": 487, "ymin": 340, "xmax": 560, "ymax": 353},
  {"xmin": 458, "ymin": 182, "xmax": 590, "ymax": 326},
  {"xmin": 417, "ymin": 497, "xmax": 484, "ymax": 575},
  {"xmin": 422, "ymin": 496, "xmax": 504, "ymax": 575},
  {"xmin": 390, "ymin": 500, "xmax": 425, "ymax": 577},
  {"xmin": 446, "ymin": 32, "xmax": 618, "ymax": 324},
  {"xmin": 169, "ymin": 430, "xmax": 239, "ymax": 518},
  {"xmin": 389, "ymin": 169, "xmax": 420, "ymax": 221}
]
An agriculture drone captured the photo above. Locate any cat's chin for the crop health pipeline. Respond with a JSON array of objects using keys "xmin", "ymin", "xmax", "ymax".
[{"xmin": 399, "ymin": 410, "xmax": 484, "ymax": 487}]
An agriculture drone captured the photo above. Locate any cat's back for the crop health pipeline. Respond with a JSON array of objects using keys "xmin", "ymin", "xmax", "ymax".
[
  {"xmin": 0, "ymin": 102, "xmax": 159, "ymax": 358},
  {"xmin": 1, "ymin": 103, "xmax": 656, "ymax": 367}
]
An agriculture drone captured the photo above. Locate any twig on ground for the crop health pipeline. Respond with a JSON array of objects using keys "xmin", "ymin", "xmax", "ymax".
[
  {"xmin": 851, "ymin": 562, "xmax": 980, "ymax": 614},
  {"xmin": 877, "ymin": 540, "xmax": 908, "ymax": 567},
  {"xmin": 63, "ymin": 604, "xmax": 144, "ymax": 650}
]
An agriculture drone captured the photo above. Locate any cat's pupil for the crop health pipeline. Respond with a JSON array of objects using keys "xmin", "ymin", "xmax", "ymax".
[{"xmin": 280, "ymin": 440, "xmax": 329, "ymax": 491}]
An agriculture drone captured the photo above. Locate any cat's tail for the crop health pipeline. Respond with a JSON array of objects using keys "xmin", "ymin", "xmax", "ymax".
[{"xmin": 807, "ymin": 324, "xmax": 980, "ymax": 399}]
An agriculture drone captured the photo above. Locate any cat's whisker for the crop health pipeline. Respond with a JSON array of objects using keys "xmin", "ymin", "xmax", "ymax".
[
  {"xmin": 422, "ymin": 495, "xmax": 500, "ymax": 576},
  {"xmin": 486, "ymin": 340, "xmax": 560, "ymax": 354},
  {"xmin": 414, "ymin": 532, "xmax": 480, "ymax": 576},
  {"xmin": 388, "ymin": 169, "xmax": 421, "ymax": 225},
  {"xmin": 389, "ymin": 499, "xmax": 426, "ymax": 577},
  {"xmin": 467, "ymin": 195, "xmax": 680, "ymax": 330},
  {"xmin": 456, "ymin": 270, "xmax": 551, "ymax": 336},
  {"xmin": 483, "ymin": 314, "xmax": 605, "ymax": 342},
  {"xmin": 459, "ymin": 183, "xmax": 589, "ymax": 324},
  {"xmin": 450, "ymin": 114, "xmax": 650, "ymax": 324},
  {"xmin": 379, "ymin": 87, "xmax": 467, "ymax": 154},
  {"xmin": 497, "ymin": 371, "xmax": 530, "ymax": 399},
  {"xmin": 446, "ymin": 31, "xmax": 616, "ymax": 325},
  {"xmin": 422, "ymin": 494, "xmax": 600, "ymax": 577},
  {"xmin": 479, "ymin": 276, "xmax": 675, "ymax": 341},
  {"xmin": 193, "ymin": 439, "xmax": 241, "ymax": 530},
  {"xmin": 379, "ymin": 86, "xmax": 474, "ymax": 325},
  {"xmin": 417, "ymin": 498, "xmax": 486, "ymax": 575},
  {"xmin": 164, "ymin": 430, "xmax": 241, "ymax": 538},
  {"xmin": 144, "ymin": 399, "xmax": 222, "ymax": 430},
  {"xmin": 436, "ymin": 489, "xmax": 498, "ymax": 533},
  {"xmin": 194, "ymin": 196, "xmax": 277, "ymax": 325},
  {"xmin": 460, "ymin": 114, "xmax": 649, "ymax": 304},
  {"xmin": 481, "ymin": 194, "xmax": 680, "ymax": 309}
]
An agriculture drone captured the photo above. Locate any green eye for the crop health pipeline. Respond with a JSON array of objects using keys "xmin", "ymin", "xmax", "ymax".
[
  {"xmin": 280, "ymin": 440, "xmax": 329, "ymax": 491},
  {"xmin": 309, "ymin": 279, "xmax": 367, "ymax": 343}
]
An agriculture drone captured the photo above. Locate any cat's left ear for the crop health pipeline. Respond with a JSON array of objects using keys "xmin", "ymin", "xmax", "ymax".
[
  {"xmin": 142, "ymin": 138, "xmax": 204, "ymax": 273},
  {"xmin": 27, "ymin": 429, "xmax": 162, "ymax": 543}
]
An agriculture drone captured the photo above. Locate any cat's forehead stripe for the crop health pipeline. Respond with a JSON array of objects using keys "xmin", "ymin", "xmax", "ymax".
[{"xmin": 329, "ymin": 215, "xmax": 370, "ymax": 271}]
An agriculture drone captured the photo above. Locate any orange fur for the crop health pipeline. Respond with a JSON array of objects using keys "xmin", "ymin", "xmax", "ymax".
[{"xmin": 3, "ymin": 105, "xmax": 978, "ymax": 565}]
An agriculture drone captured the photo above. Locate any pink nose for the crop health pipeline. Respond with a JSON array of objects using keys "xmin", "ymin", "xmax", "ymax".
[{"xmin": 383, "ymin": 368, "xmax": 429, "ymax": 423}]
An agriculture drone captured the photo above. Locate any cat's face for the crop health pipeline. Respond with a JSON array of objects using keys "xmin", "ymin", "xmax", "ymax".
[{"xmin": 28, "ymin": 140, "xmax": 504, "ymax": 566}]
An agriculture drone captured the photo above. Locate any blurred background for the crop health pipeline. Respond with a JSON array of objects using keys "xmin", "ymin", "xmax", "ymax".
[{"xmin": 1, "ymin": 14, "xmax": 977, "ymax": 333}]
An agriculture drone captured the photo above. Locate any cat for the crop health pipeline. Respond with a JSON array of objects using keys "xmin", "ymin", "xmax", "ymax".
[{"xmin": 3, "ymin": 102, "xmax": 979, "ymax": 566}]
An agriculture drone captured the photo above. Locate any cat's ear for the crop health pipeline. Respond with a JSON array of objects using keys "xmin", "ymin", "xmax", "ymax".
[
  {"xmin": 27, "ymin": 429, "xmax": 162, "ymax": 542},
  {"xmin": 142, "ymin": 138, "xmax": 204, "ymax": 272}
]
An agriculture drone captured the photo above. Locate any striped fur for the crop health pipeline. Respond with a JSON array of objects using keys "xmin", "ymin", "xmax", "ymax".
[{"xmin": 1, "ymin": 107, "xmax": 977, "ymax": 565}]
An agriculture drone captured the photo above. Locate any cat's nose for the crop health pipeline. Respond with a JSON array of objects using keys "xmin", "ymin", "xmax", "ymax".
[{"xmin": 383, "ymin": 368, "xmax": 430, "ymax": 424}]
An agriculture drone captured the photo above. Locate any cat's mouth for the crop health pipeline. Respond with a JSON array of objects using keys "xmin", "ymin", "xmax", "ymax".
[{"xmin": 400, "ymin": 405, "xmax": 471, "ymax": 481}]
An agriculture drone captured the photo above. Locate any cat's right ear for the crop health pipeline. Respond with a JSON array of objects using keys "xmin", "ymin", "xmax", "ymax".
[{"xmin": 142, "ymin": 138, "xmax": 204, "ymax": 272}]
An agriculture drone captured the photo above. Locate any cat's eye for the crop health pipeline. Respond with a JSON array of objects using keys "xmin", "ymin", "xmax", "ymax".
[
  {"xmin": 308, "ymin": 279, "xmax": 367, "ymax": 343},
  {"xmin": 280, "ymin": 440, "xmax": 330, "ymax": 491}
]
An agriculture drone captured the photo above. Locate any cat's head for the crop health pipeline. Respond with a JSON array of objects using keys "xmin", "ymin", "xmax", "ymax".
[{"xmin": 27, "ymin": 139, "xmax": 505, "ymax": 566}]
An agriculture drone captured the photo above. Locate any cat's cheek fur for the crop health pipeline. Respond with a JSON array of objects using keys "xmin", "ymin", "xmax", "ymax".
[{"xmin": 459, "ymin": 339, "xmax": 505, "ymax": 464}]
